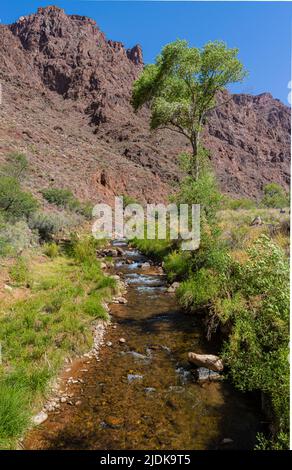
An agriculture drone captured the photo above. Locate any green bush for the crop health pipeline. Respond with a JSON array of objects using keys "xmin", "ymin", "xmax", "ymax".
[
  {"xmin": 9, "ymin": 257, "xmax": 29, "ymax": 284},
  {"xmin": 177, "ymin": 268, "xmax": 220, "ymax": 310},
  {"xmin": 43, "ymin": 242, "xmax": 60, "ymax": 258},
  {"xmin": 0, "ymin": 152, "xmax": 28, "ymax": 181},
  {"xmin": 260, "ymin": 183, "xmax": 289, "ymax": 208},
  {"xmin": 41, "ymin": 188, "xmax": 93, "ymax": 220},
  {"xmin": 176, "ymin": 170, "xmax": 221, "ymax": 222},
  {"xmin": 218, "ymin": 236, "xmax": 289, "ymax": 448},
  {"xmin": 0, "ymin": 176, "xmax": 38, "ymax": 221},
  {"xmin": 222, "ymin": 196, "xmax": 256, "ymax": 210},
  {"xmin": 163, "ymin": 251, "xmax": 191, "ymax": 282},
  {"xmin": 0, "ymin": 220, "xmax": 38, "ymax": 257},
  {"xmin": 29, "ymin": 210, "xmax": 81, "ymax": 241},
  {"xmin": 41, "ymin": 188, "xmax": 74, "ymax": 207}
]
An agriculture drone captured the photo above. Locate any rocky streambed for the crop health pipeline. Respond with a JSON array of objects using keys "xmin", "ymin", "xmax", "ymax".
[{"xmin": 25, "ymin": 240, "xmax": 262, "ymax": 450}]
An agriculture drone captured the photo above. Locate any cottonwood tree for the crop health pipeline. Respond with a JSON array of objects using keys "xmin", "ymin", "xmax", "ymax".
[{"xmin": 132, "ymin": 40, "xmax": 247, "ymax": 179}]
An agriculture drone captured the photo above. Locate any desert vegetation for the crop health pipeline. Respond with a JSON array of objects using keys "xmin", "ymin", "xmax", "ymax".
[{"xmin": 0, "ymin": 154, "xmax": 117, "ymax": 448}]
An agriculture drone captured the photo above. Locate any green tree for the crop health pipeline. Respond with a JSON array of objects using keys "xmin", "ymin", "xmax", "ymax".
[
  {"xmin": 132, "ymin": 39, "xmax": 246, "ymax": 179},
  {"xmin": 0, "ymin": 153, "xmax": 28, "ymax": 181},
  {"xmin": 261, "ymin": 183, "xmax": 289, "ymax": 208}
]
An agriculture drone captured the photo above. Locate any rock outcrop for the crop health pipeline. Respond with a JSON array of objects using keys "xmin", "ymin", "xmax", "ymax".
[{"xmin": 0, "ymin": 6, "xmax": 290, "ymax": 204}]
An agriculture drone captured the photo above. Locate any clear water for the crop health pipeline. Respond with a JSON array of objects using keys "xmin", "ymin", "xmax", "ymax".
[{"xmin": 25, "ymin": 243, "xmax": 262, "ymax": 450}]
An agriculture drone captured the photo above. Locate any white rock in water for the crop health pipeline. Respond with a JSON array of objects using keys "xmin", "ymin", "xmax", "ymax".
[
  {"xmin": 188, "ymin": 352, "xmax": 224, "ymax": 372},
  {"xmin": 119, "ymin": 337, "xmax": 126, "ymax": 344},
  {"xmin": 141, "ymin": 262, "xmax": 151, "ymax": 269},
  {"xmin": 32, "ymin": 411, "xmax": 48, "ymax": 425}
]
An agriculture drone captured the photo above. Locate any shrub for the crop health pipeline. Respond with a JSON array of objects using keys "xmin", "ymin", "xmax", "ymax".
[
  {"xmin": 0, "ymin": 152, "xmax": 28, "ymax": 181},
  {"xmin": 222, "ymin": 196, "xmax": 256, "ymax": 210},
  {"xmin": 163, "ymin": 251, "xmax": 191, "ymax": 282},
  {"xmin": 176, "ymin": 170, "xmax": 221, "ymax": 222},
  {"xmin": 0, "ymin": 220, "xmax": 38, "ymax": 256},
  {"xmin": 43, "ymin": 242, "xmax": 60, "ymax": 258},
  {"xmin": 29, "ymin": 210, "xmax": 82, "ymax": 241},
  {"xmin": 177, "ymin": 268, "xmax": 220, "ymax": 310},
  {"xmin": 41, "ymin": 188, "xmax": 74, "ymax": 207},
  {"xmin": 0, "ymin": 177, "xmax": 38, "ymax": 221},
  {"xmin": 219, "ymin": 236, "xmax": 289, "ymax": 448},
  {"xmin": 69, "ymin": 236, "xmax": 100, "ymax": 264},
  {"xmin": 41, "ymin": 188, "xmax": 93, "ymax": 220},
  {"xmin": 9, "ymin": 257, "xmax": 29, "ymax": 284},
  {"xmin": 260, "ymin": 183, "xmax": 289, "ymax": 208}
]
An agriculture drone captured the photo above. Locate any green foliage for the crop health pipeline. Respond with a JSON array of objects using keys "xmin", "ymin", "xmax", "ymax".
[
  {"xmin": 260, "ymin": 183, "xmax": 289, "ymax": 208},
  {"xmin": 43, "ymin": 242, "xmax": 60, "ymax": 258},
  {"xmin": 132, "ymin": 237, "xmax": 172, "ymax": 262},
  {"xmin": 0, "ymin": 152, "xmax": 28, "ymax": 181},
  {"xmin": 176, "ymin": 166, "xmax": 222, "ymax": 222},
  {"xmin": 41, "ymin": 188, "xmax": 74, "ymax": 207},
  {"xmin": 222, "ymin": 196, "xmax": 256, "ymax": 210},
  {"xmin": 0, "ymin": 382, "xmax": 30, "ymax": 449},
  {"xmin": 0, "ymin": 237, "xmax": 114, "ymax": 448},
  {"xmin": 214, "ymin": 236, "xmax": 289, "ymax": 448},
  {"xmin": 69, "ymin": 235, "xmax": 101, "ymax": 264},
  {"xmin": 122, "ymin": 194, "xmax": 139, "ymax": 209},
  {"xmin": 82, "ymin": 293, "xmax": 109, "ymax": 320},
  {"xmin": 0, "ymin": 220, "xmax": 38, "ymax": 257},
  {"xmin": 9, "ymin": 257, "xmax": 29, "ymax": 284},
  {"xmin": 41, "ymin": 188, "xmax": 93, "ymax": 220},
  {"xmin": 163, "ymin": 251, "xmax": 191, "ymax": 282},
  {"xmin": 177, "ymin": 268, "xmax": 220, "ymax": 310},
  {"xmin": 0, "ymin": 176, "xmax": 38, "ymax": 221},
  {"xmin": 28, "ymin": 210, "xmax": 81, "ymax": 241},
  {"xmin": 133, "ymin": 39, "xmax": 246, "ymax": 177}
]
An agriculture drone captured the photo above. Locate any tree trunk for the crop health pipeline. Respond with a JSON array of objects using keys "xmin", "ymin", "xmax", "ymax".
[{"xmin": 190, "ymin": 138, "xmax": 199, "ymax": 181}]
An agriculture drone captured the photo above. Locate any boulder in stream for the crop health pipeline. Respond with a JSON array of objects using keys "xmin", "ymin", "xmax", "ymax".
[
  {"xmin": 167, "ymin": 282, "xmax": 180, "ymax": 293},
  {"xmin": 193, "ymin": 367, "xmax": 221, "ymax": 382},
  {"xmin": 188, "ymin": 352, "xmax": 224, "ymax": 372},
  {"xmin": 141, "ymin": 262, "xmax": 151, "ymax": 269},
  {"xmin": 32, "ymin": 411, "xmax": 48, "ymax": 426}
]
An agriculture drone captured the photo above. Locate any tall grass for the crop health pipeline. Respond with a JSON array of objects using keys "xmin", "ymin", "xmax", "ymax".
[{"xmin": 0, "ymin": 236, "xmax": 114, "ymax": 448}]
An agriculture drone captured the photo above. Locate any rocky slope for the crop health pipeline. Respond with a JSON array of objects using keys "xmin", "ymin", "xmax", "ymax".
[{"xmin": 0, "ymin": 5, "xmax": 290, "ymax": 204}]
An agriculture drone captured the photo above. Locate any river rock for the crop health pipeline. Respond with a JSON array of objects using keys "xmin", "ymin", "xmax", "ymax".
[
  {"xmin": 193, "ymin": 367, "xmax": 221, "ymax": 382},
  {"xmin": 167, "ymin": 282, "xmax": 180, "ymax": 293},
  {"xmin": 119, "ymin": 337, "xmax": 126, "ymax": 344},
  {"xmin": 250, "ymin": 216, "xmax": 262, "ymax": 226},
  {"xmin": 141, "ymin": 262, "xmax": 151, "ymax": 269},
  {"xmin": 188, "ymin": 352, "xmax": 224, "ymax": 372},
  {"xmin": 32, "ymin": 411, "xmax": 48, "ymax": 425},
  {"xmin": 116, "ymin": 247, "xmax": 125, "ymax": 256}
]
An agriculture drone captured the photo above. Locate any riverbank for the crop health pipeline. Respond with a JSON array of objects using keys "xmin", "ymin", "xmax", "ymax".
[
  {"xmin": 24, "ymin": 241, "xmax": 261, "ymax": 450},
  {"xmin": 0, "ymin": 235, "xmax": 118, "ymax": 449},
  {"xmin": 131, "ymin": 207, "xmax": 290, "ymax": 449}
]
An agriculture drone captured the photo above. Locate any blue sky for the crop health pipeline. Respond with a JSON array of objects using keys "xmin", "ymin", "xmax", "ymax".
[{"xmin": 0, "ymin": 1, "xmax": 291, "ymax": 104}]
